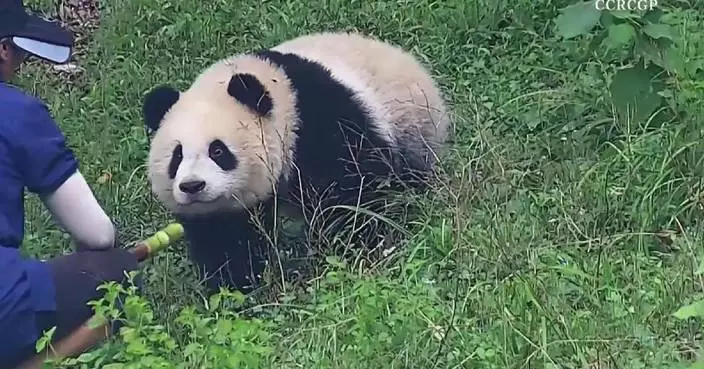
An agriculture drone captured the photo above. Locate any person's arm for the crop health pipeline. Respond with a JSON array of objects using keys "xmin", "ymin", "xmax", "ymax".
[
  {"xmin": 41, "ymin": 171, "xmax": 116, "ymax": 250},
  {"xmin": 15, "ymin": 101, "xmax": 116, "ymax": 250}
]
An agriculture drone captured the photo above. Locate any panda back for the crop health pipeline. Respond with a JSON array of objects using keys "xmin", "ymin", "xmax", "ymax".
[
  {"xmin": 272, "ymin": 32, "xmax": 450, "ymax": 172},
  {"xmin": 251, "ymin": 41, "xmax": 393, "ymax": 199},
  {"xmin": 271, "ymin": 33, "xmax": 395, "ymax": 146}
]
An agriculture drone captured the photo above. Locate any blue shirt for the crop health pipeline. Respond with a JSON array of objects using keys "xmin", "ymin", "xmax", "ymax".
[{"xmin": 0, "ymin": 82, "xmax": 79, "ymax": 358}]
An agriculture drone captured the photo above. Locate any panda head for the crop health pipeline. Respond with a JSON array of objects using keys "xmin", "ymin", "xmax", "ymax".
[{"xmin": 142, "ymin": 64, "xmax": 295, "ymax": 217}]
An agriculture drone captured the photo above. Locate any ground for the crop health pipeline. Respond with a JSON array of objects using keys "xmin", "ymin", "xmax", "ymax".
[{"xmin": 15, "ymin": 0, "xmax": 704, "ymax": 368}]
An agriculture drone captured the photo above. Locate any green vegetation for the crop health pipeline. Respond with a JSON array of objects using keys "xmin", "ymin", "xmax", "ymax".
[{"xmin": 17, "ymin": 0, "xmax": 704, "ymax": 367}]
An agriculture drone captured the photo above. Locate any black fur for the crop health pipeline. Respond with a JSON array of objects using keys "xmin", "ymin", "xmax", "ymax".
[
  {"xmin": 157, "ymin": 50, "xmax": 405, "ymax": 295},
  {"xmin": 143, "ymin": 85, "xmax": 180, "ymax": 133},
  {"xmin": 208, "ymin": 139, "xmax": 237, "ymax": 171},
  {"xmin": 165, "ymin": 140, "xmax": 236, "ymax": 182},
  {"xmin": 255, "ymin": 50, "xmax": 397, "ymax": 205},
  {"xmin": 168, "ymin": 144, "xmax": 183, "ymax": 179},
  {"xmin": 177, "ymin": 208, "xmax": 270, "ymax": 294},
  {"xmin": 227, "ymin": 73, "xmax": 273, "ymax": 116}
]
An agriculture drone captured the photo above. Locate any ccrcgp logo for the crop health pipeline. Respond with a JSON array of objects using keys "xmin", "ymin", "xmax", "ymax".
[{"xmin": 595, "ymin": 0, "xmax": 658, "ymax": 10}]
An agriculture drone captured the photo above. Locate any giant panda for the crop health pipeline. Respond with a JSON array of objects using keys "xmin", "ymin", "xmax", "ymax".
[{"xmin": 142, "ymin": 31, "xmax": 451, "ymax": 294}]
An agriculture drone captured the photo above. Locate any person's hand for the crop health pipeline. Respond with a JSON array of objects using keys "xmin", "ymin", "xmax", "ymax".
[{"xmin": 47, "ymin": 248, "xmax": 140, "ymax": 341}]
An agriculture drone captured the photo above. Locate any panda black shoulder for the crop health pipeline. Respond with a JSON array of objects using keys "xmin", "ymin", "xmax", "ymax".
[
  {"xmin": 254, "ymin": 48, "xmax": 392, "ymax": 174},
  {"xmin": 256, "ymin": 49, "xmax": 385, "ymax": 144}
]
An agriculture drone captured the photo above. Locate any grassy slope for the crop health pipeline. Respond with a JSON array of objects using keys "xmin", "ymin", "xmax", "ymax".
[{"xmin": 16, "ymin": 0, "xmax": 704, "ymax": 368}]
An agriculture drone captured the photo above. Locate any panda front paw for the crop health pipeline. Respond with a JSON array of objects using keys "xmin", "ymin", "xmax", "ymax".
[
  {"xmin": 198, "ymin": 256, "xmax": 266, "ymax": 295},
  {"xmin": 179, "ymin": 211, "xmax": 269, "ymax": 295}
]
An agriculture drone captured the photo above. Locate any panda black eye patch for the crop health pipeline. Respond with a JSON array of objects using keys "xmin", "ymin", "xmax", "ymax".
[
  {"xmin": 209, "ymin": 139, "xmax": 237, "ymax": 171},
  {"xmin": 168, "ymin": 144, "xmax": 183, "ymax": 179}
]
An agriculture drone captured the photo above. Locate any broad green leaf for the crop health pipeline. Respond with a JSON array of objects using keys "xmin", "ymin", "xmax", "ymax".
[
  {"xmin": 610, "ymin": 10, "xmax": 638, "ymax": 19},
  {"xmin": 603, "ymin": 23, "xmax": 636, "ymax": 48},
  {"xmin": 643, "ymin": 8, "xmax": 664, "ymax": 23},
  {"xmin": 686, "ymin": 58, "xmax": 704, "ymax": 76},
  {"xmin": 35, "ymin": 327, "xmax": 55, "ymax": 351},
  {"xmin": 554, "ymin": 1, "xmax": 601, "ymax": 39},
  {"xmin": 599, "ymin": 11, "xmax": 615, "ymax": 28},
  {"xmin": 673, "ymin": 299, "xmax": 704, "ymax": 319},
  {"xmin": 609, "ymin": 64, "xmax": 663, "ymax": 123},
  {"xmin": 664, "ymin": 47, "xmax": 687, "ymax": 76},
  {"xmin": 642, "ymin": 23, "xmax": 674, "ymax": 40},
  {"xmin": 75, "ymin": 351, "xmax": 100, "ymax": 363},
  {"xmin": 102, "ymin": 363, "xmax": 126, "ymax": 369},
  {"xmin": 687, "ymin": 359, "xmax": 704, "ymax": 369},
  {"xmin": 208, "ymin": 292, "xmax": 222, "ymax": 312},
  {"xmin": 635, "ymin": 33, "xmax": 662, "ymax": 65}
]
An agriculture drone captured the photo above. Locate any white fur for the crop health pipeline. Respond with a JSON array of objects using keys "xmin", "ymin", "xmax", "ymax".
[
  {"xmin": 148, "ymin": 61, "xmax": 298, "ymax": 216},
  {"xmin": 172, "ymin": 145, "xmax": 235, "ymax": 207}
]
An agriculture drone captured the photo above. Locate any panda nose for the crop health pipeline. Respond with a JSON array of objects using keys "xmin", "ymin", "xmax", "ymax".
[{"xmin": 179, "ymin": 180, "xmax": 206, "ymax": 194}]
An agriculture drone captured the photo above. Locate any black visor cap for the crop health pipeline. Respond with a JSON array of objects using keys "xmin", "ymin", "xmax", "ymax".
[{"xmin": 0, "ymin": 0, "xmax": 74, "ymax": 63}]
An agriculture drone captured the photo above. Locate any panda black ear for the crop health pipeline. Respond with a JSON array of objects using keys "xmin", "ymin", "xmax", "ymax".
[
  {"xmin": 143, "ymin": 85, "xmax": 181, "ymax": 133},
  {"xmin": 227, "ymin": 73, "xmax": 273, "ymax": 117}
]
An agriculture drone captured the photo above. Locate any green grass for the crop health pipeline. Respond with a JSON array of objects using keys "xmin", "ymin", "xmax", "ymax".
[{"xmin": 14, "ymin": 0, "xmax": 704, "ymax": 368}]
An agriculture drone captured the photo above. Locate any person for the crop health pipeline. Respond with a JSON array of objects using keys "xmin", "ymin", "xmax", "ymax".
[{"xmin": 0, "ymin": 0, "xmax": 141, "ymax": 367}]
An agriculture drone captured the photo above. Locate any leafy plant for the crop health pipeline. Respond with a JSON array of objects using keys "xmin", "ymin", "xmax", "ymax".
[
  {"xmin": 554, "ymin": 1, "xmax": 697, "ymax": 124},
  {"xmin": 35, "ymin": 275, "xmax": 274, "ymax": 369}
]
